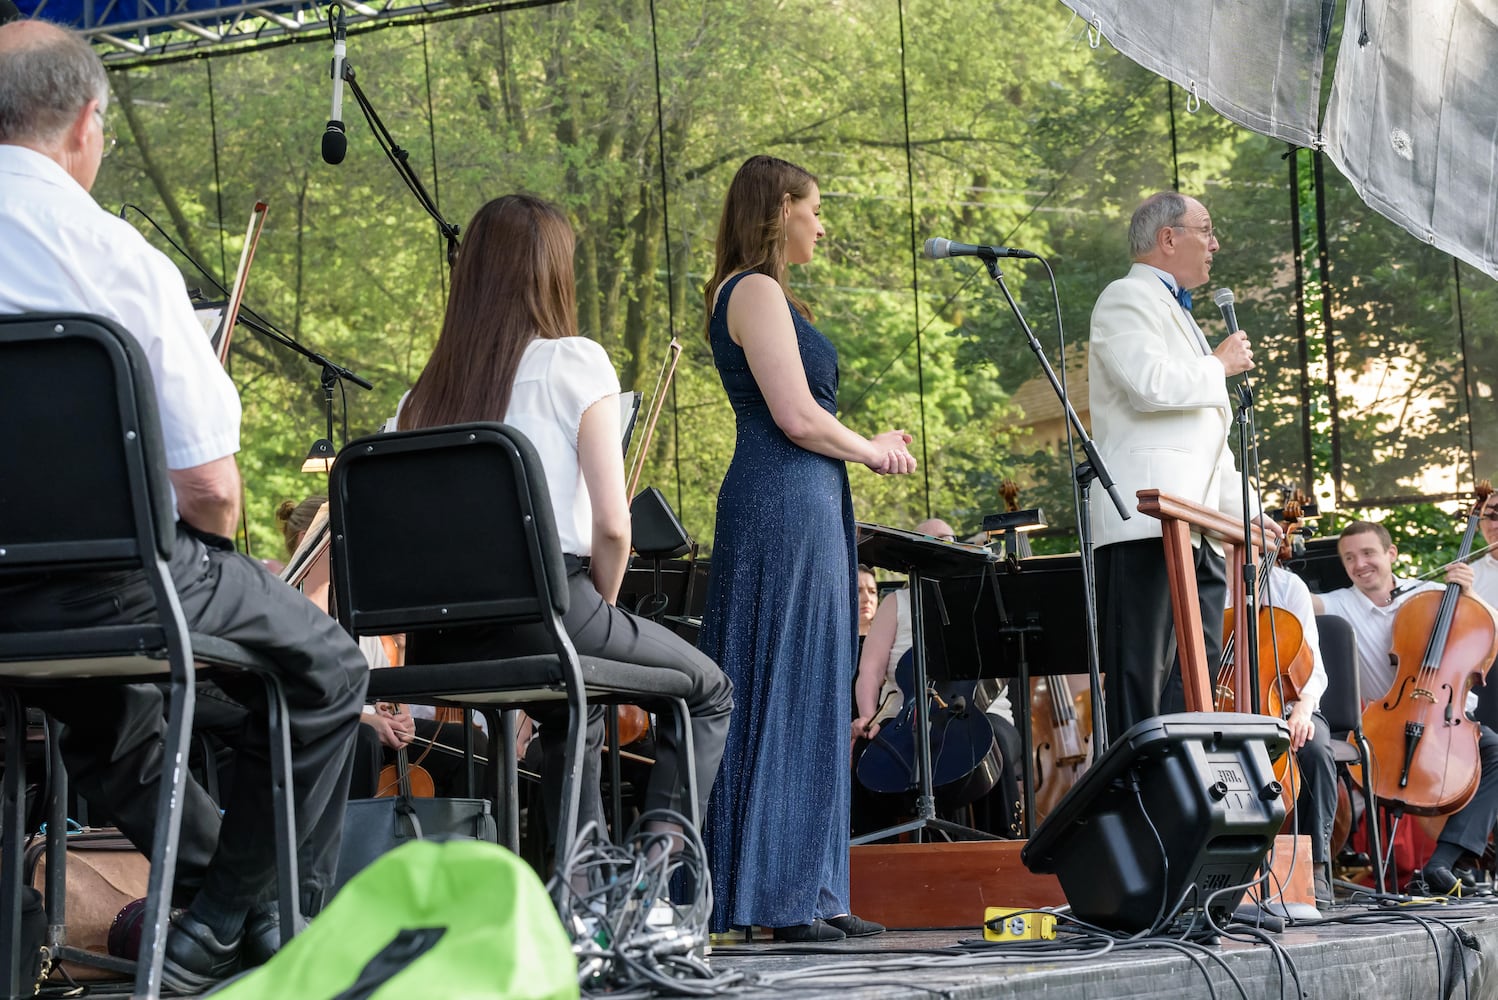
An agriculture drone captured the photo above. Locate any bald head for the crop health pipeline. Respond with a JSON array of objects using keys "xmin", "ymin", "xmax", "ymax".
[
  {"xmin": 0, "ymin": 19, "xmax": 108, "ymax": 146},
  {"xmin": 916, "ymin": 518, "xmax": 956, "ymax": 542}
]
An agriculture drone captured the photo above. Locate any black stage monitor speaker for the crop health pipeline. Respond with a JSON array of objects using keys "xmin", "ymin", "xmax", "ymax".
[{"xmin": 1021, "ymin": 713, "xmax": 1289, "ymax": 932}]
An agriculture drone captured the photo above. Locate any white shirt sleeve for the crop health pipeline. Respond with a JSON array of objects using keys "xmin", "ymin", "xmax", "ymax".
[
  {"xmin": 1272, "ymin": 570, "xmax": 1326, "ymax": 714},
  {"xmin": 546, "ymin": 337, "xmax": 620, "ymax": 445}
]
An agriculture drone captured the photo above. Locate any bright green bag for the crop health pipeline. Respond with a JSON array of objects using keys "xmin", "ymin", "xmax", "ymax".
[{"xmin": 207, "ymin": 839, "xmax": 578, "ymax": 1000}]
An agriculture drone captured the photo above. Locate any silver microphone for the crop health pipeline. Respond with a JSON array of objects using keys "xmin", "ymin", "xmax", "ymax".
[
  {"xmin": 923, "ymin": 237, "xmax": 1038, "ymax": 261},
  {"xmin": 1213, "ymin": 287, "xmax": 1239, "ymax": 333}
]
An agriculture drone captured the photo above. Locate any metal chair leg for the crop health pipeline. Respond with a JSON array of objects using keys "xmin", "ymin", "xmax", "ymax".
[
  {"xmin": 671, "ymin": 697, "xmax": 699, "ymax": 830},
  {"xmin": 44, "ymin": 721, "xmax": 66, "ymax": 958},
  {"xmin": 263, "ymin": 676, "xmax": 300, "ymax": 946},
  {"xmin": 1356, "ymin": 735, "xmax": 1386, "ymax": 894},
  {"xmin": 132, "ymin": 668, "xmax": 194, "ymax": 1000},
  {"xmin": 498, "ymin": 710, "xmax": 519, "ymax": 852},
  {"xmin": 1, "ymin": 689, "xmax": 29, "ymax": 1000}
]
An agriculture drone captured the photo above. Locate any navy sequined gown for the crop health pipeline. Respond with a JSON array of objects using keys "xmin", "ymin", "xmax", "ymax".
[{"xmin": 700, "ymin": 271, "xmax": 858, "ymax": 932}]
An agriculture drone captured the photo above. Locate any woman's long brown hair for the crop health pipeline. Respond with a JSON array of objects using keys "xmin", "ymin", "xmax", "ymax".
[
  {"xmin": 399, "ymin": 194, "xmax": 578, "ymax": 430},
  {"xmin": 703, "ymin": 154, "xmax": 818, "ymax": 337}
]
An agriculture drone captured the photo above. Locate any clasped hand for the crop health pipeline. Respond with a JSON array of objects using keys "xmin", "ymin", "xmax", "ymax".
[
  {"xmin": 366, "ymin": 702, "xmax": 416, "ymax": 750},
  {"xmin": 866, "ymin": 429, "xmax": 916, "ymax": 475}
]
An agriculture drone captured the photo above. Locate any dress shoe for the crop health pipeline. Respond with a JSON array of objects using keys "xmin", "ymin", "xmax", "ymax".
[
  {"xmin": 1313, "ymin": 870, "xmax": 1333, "ymax": 911},
  {"xmin": 243, "ymin": 904, "xmax": 310, "ymax": 967},
  {"xmin": 826, "ymin": 913, "xmax": 885, "ymax": 937},
  {"xmin": 160, "ymin": 910, "xmax": 242, "ymax": 993},
  {"xmin": 771, "ymin": 919, "xmax": 845, "ymax": 942},
  {"xmin": 1421, "ymin": 865, "xmax": 1467, "ymax": 897}
]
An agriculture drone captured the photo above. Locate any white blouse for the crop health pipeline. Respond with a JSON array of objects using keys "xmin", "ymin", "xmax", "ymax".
[{"xmin": 394, "ymin": 336, "xmax": 619, "ymax": 557}]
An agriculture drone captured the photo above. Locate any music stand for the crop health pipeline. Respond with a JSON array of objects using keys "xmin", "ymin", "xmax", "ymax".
[{"xmin": 852, "ymin": 522, "xmax": 1002, "ymax": 845}]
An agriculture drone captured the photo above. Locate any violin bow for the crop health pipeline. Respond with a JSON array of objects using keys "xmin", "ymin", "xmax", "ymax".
[
  {"xmin": 626, "ymin": 338, "xmax": 683, "ymax": 498},
  {"xmin": 215, "ymin": 200, "xmax": 269, "ymax": 366}
]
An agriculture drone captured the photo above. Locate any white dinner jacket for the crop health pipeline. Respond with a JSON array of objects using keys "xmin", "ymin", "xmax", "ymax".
[{"xmin": 1087, "ymin": 263, "xmax": 1250, "ymax": 550}]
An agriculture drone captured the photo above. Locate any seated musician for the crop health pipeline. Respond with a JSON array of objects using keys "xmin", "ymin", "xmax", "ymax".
[
  {"xmin": 0, "ymin": 21, "xmax": 367, "ymax": 989},
  {"xmin": 273, "ymin": 494, "xmax": 498, "ymax": 799},
  {"xmin": 851, "ymin": 518, "xmax": 1024, "ymax": 837},
  {"xmin": 1226, "ymin": 560, "xmax": 1337, "ymax": 909},
  {"xmin": 392, "ymin": 194, "xmax": 733, "ymax": 851},
  {"xmin": 1313, "ymin": 520, "xmax": 1498, "ymax": 895},
  {"xmin": 857, "ymin": 563, "xmax": 879, "ymax": 638}
]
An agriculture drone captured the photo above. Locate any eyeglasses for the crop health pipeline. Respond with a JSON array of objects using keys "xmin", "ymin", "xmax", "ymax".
[
  {"xmin": 1172, "ymin": 223, "xmax": 1221, "ymax": 242},
  {"xmin": 93, "ymin": 107, "xmax": 116, "ymax": 159}
]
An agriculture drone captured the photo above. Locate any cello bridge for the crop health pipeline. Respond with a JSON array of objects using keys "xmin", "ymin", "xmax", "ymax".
[{"xmin": 1412, "ymin": 687, "xmax": 1435, "ymax": 703}]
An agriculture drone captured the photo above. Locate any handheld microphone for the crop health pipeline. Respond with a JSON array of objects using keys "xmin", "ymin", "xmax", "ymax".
[
  {"xmin": 322, "ymin": 7, "xmax": 348, "ymax": 165},
  {"xmin": 1213, "ymin": 287, "xmax": 1239, "ymax": 333},
  {"xmin": 923, "ymin": 237, "xmax": 1038, "ymax": 261}
]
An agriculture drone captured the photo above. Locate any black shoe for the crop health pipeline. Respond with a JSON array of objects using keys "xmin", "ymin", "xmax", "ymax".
[
  {"xmin": 243, "ymin": 905, "xmax": 310, "ymax": 967},
  {"xmin": 161, "ymin": 910, "xmax": 242, "ymax": 993},
  {"xmin": 772, "ymin": 919, "xmax": 845, "ymax": 942},
  {"xmin": 1422, "ymin": 865, "xmax": 1467, "ymax": 897},
  {"xmin": 1454, "ymin": 866, "xmax": 1481, "ymax": 890},
  {"xmin": 825, "ymin": 913, "xmax": 885, "ymax": 937}
]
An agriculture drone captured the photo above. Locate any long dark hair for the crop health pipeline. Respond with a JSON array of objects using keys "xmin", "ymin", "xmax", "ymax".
[
  {"xmin": 703, "ymin": 154, "xmax": 818, "ymax": 336},
  {"xmin": 399, "ymin": 194, "xmax": 578, "ymax": 429}
]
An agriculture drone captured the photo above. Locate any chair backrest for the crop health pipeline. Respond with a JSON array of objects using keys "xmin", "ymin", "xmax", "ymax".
[
  {"xmin": 327, "ymin": 423, "xmax": 571, "ymax": 638},
  {"xmin": 0, "ymin": 313, "xmax": 176, "ymax": 575},
  {"xmin": 1316, "ymin": 613, "xmax": 1363, "ymax": 736}
]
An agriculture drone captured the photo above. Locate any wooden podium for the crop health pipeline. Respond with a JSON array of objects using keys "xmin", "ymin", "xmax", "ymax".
[{"xmin": 1135, "ymin": 488, "xmax": 1268, "ymax": 713}]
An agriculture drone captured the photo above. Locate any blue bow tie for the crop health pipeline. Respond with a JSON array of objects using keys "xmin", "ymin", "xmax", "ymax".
[{"xmin": 1157, "ymin": 276, "xmax": 1191, "ymax": 310}]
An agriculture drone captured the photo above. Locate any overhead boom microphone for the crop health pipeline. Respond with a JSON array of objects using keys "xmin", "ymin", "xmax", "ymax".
[
  {"xmin": 923, "ymin": 237, "xmax": 1038, "ymax": 261},
  {"xmin": 322, "ymin": 6, "xmax": 348, "ymax": 165}
]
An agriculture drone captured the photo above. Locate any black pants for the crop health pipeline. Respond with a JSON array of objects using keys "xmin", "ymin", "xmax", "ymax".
[
  {"xmin": 1435, "ymin": 724, "xmax": 1498, "ymax": 858},
  {"xmin": 1098, "ymin": 538, "xmax": 1227, "ymax": 740},
  {"xmin": 407, "ymin": 560, "xmax": 732, "ymax": 841},
  {"xmin": 0, "ymin": 525, "xmax": 368, "ymax": 912},
  {"xmin": 1292, "ymin": 711, "xmax": 1337, "ymax": 864}
]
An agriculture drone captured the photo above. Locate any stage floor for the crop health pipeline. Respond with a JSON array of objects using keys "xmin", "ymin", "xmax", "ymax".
[{"xmin": 699, "ymin": 902, "xmax": 1498, "ymax": 1000}]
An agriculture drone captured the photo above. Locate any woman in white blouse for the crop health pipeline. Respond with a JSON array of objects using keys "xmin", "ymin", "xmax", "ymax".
[{"xmin": 395, "ymin": 194, "xmax": 732, "ymax": 849}]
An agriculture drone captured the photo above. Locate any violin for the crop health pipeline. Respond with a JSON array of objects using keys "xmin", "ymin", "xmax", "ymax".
[
  {"xmin": 1363, "ymin": 482, "xmax": 1498, "ymax": 816},
  {"xmin": 374, "ymin": 702, "xmax": 435, "ymax": 799}
]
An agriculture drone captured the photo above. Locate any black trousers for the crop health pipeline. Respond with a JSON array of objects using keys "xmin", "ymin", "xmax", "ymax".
[
  {"xmin": 407, "ymin": 560, "xmax": 732, "ymax": 841},
  {"xmin": 1435, "ymin": 724, "xmax": 1498, "ymax": 858},
  {"xmin": 1292, "ymin": 712, "xmax": 1337, "ymax": 865},
  {"xmin": 1097, "ymin": 538, "xmax": 1227, "ymax": 740},
  {"xmin": 0, "ymin": 525, "xmax": 369, "ymax": 912}
]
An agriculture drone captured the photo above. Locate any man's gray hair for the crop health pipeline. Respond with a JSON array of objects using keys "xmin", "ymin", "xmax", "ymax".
[
  {"xmin": 1128, "ymin": 191, "xmax": 1188, "ymax": 259},
  {"xmin": 0, "ymin": 22, "xmax": 109, "ymax": 144}
]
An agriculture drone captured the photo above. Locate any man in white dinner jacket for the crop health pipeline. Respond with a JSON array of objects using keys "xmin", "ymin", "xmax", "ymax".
[{"xmin": 1089, "ymin": 191, "xmax": 1269, "ymax": 740}]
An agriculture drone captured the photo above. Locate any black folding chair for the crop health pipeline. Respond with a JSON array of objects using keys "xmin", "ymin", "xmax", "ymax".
[
  {"xmin": 0, "ymin": 313, "xmax": 299, "ymax": 999},
  {"xmin": 1316, "ymin": 612, "xmax": 1386, "ymax": 894},
  {"xmin": 327, "ymin": 422, "xmax": 699, "ymax": 879}
]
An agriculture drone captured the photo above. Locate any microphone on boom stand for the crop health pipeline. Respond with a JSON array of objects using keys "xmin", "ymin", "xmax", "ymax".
[{"xmin": 322, "ymin": 5, "xmax": 349, "ymax": 165}]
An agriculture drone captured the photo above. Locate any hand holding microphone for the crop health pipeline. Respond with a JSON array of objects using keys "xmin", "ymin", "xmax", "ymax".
[{"xmin": 1212, "ymin": 286, "xmax": 1254, "ymax": 376}]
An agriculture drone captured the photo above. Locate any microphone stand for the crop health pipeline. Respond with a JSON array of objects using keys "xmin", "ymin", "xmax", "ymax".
[
  {"xmin": 339, "ymin": 60, "xmax": 461, "ymax": 266},
  {"xmin": 1233, "ymin": 379, "xmax": 1262, "ymax": 716},
  {"xmin": 984, "ymin": 257, "xmax": 1128, "ymax": 755}
]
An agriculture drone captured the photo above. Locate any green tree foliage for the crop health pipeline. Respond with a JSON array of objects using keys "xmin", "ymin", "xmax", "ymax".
[{"xmin": 85, "ymin": 0, "xmax": 1498, "ymax": 566}]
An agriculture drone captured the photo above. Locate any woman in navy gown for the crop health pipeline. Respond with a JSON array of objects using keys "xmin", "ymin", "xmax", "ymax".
[{"xmin": 699, "ymin": 155, "xmax": 917, "ymax": 942}]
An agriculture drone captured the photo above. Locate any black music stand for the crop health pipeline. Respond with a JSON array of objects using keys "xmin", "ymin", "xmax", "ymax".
[{"xmin": 852, "ymin": 522, "xmax": 1002, "ymax": 845}]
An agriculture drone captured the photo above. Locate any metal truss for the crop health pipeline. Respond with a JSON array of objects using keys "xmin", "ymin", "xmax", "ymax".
[{"xmin": 25, "ymin": 0, "xmax": 564, "ymax": 67}]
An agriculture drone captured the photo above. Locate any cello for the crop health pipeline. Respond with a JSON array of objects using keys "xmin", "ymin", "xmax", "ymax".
[{"xmin": 1363, "ymin": 482, "xmax": 1498, "ymax": 817}]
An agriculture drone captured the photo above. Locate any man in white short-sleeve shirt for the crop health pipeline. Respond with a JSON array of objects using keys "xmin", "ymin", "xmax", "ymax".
[
  {"xmin": 1313, "ymin": 520, "xmax": 1498, "ymax": 895},
  {"xmin": 0, "ymin": 21, "xmax": 367, "ymax": 990}
]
